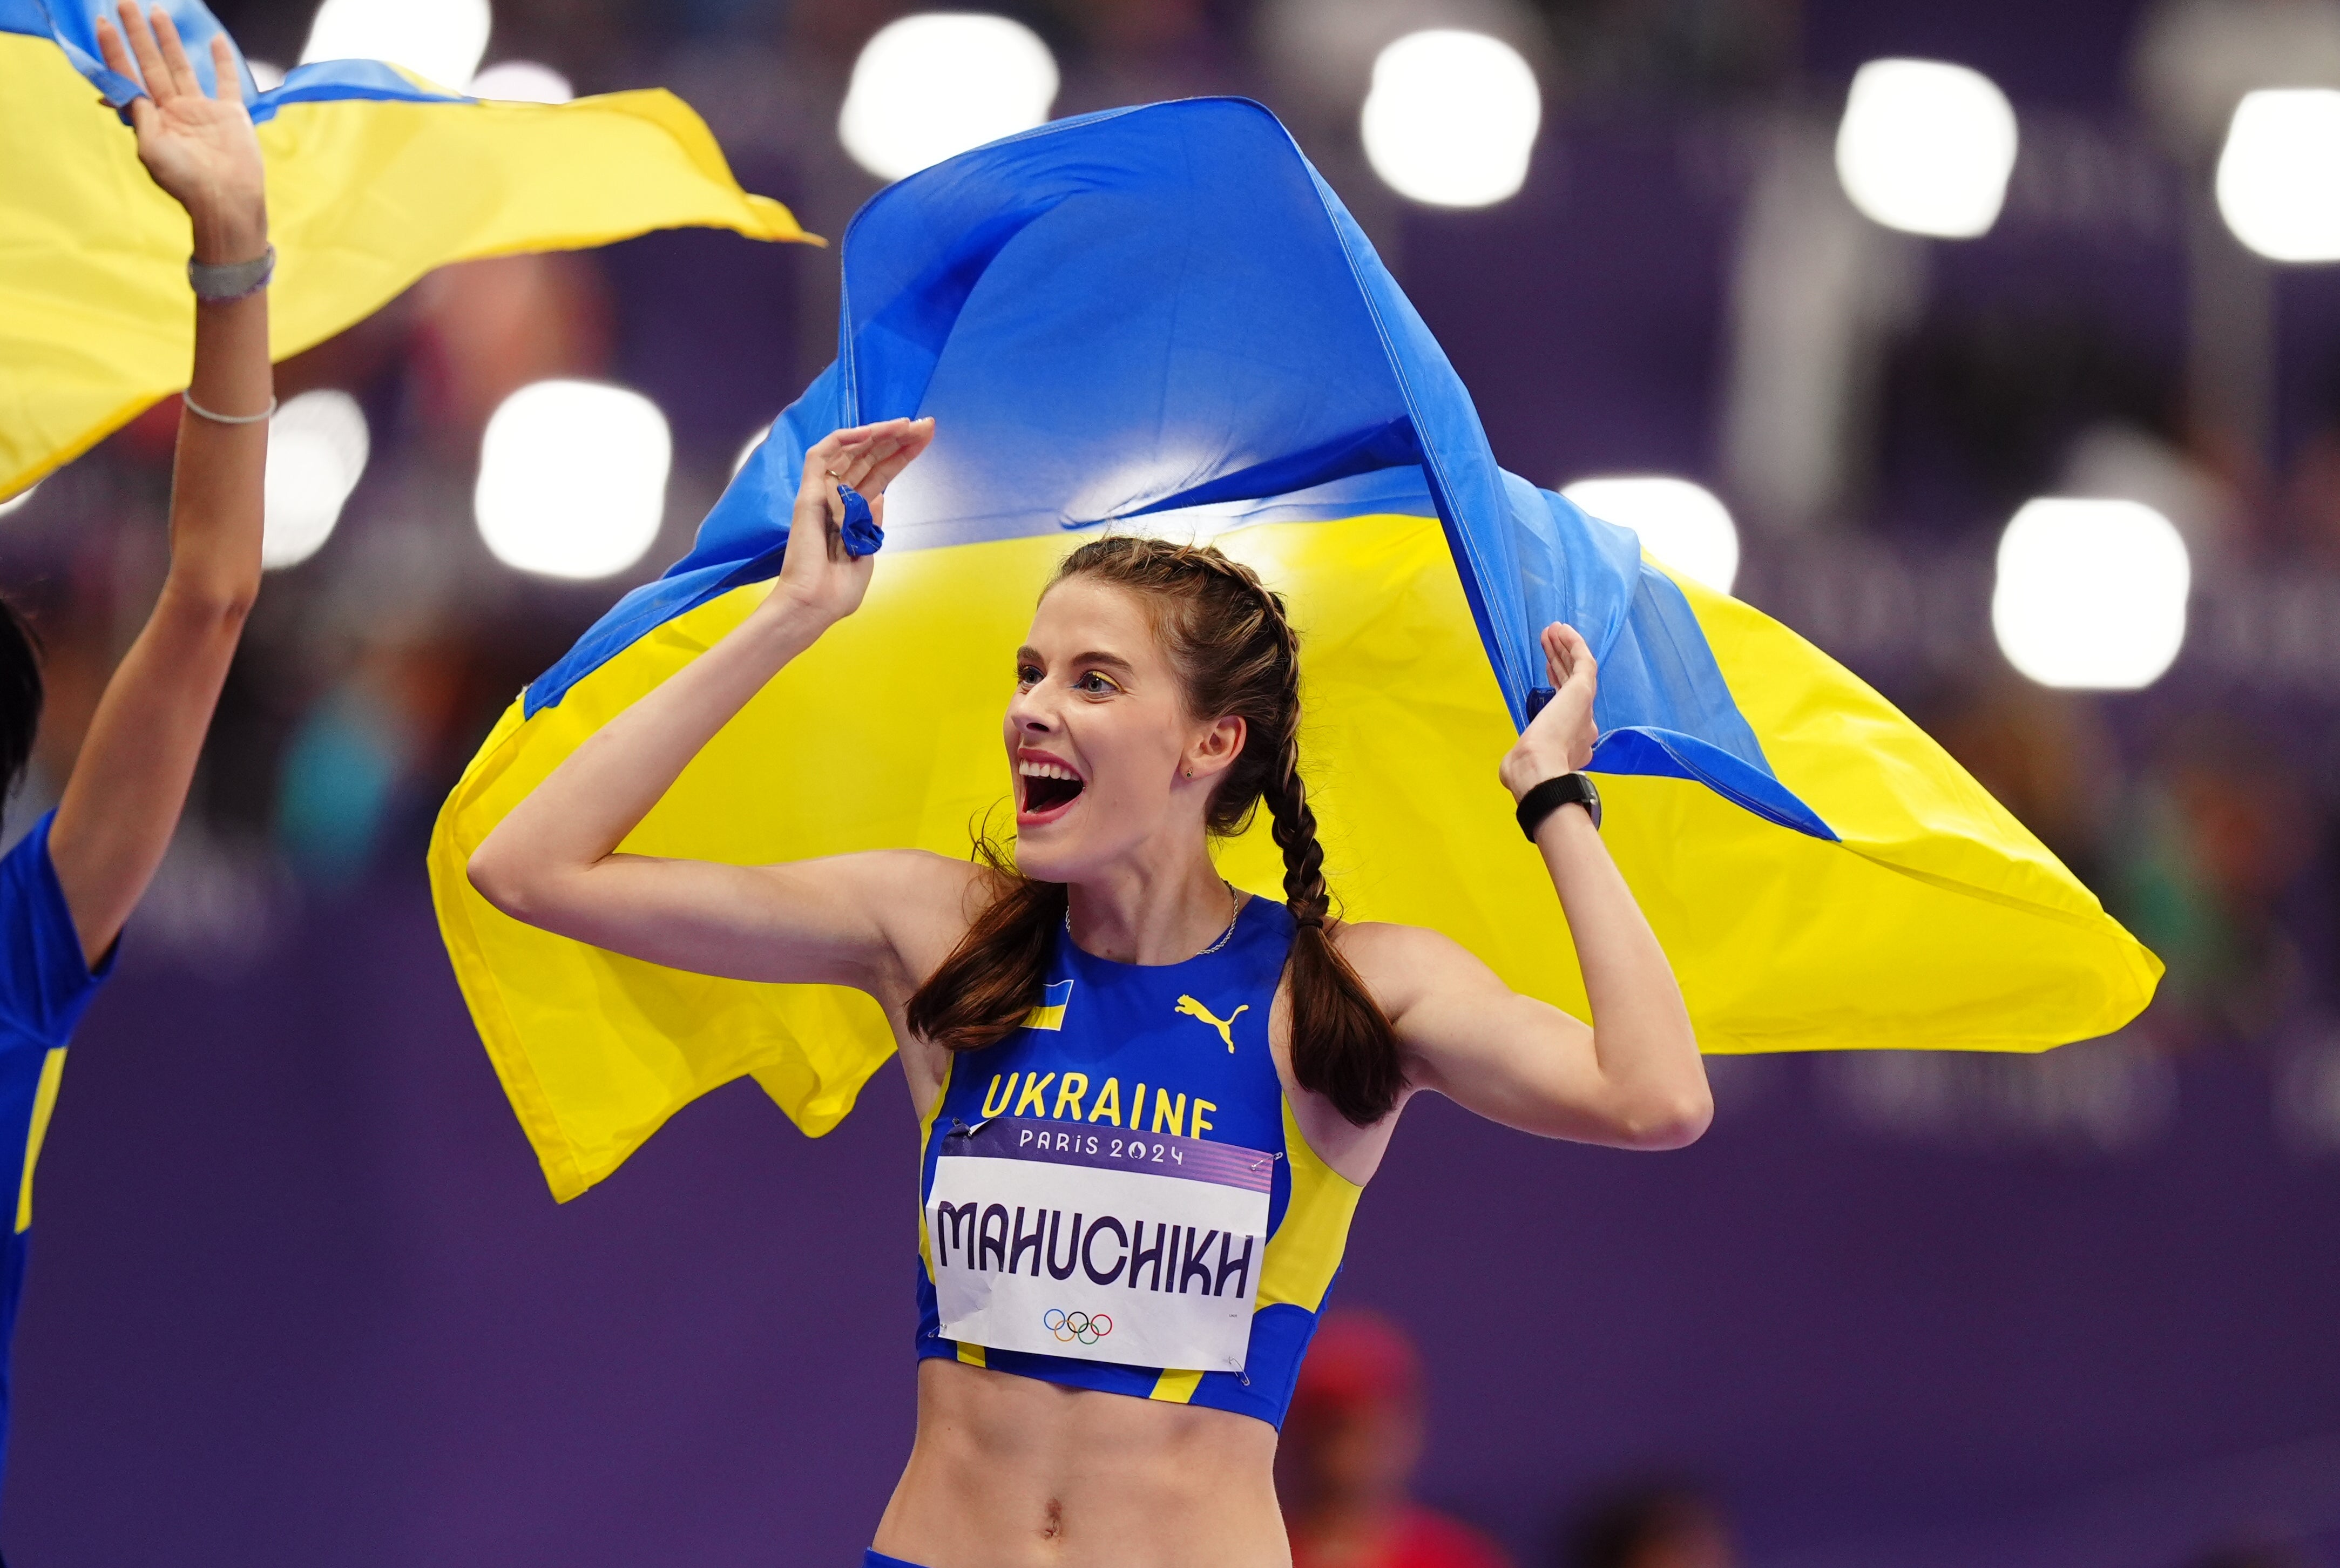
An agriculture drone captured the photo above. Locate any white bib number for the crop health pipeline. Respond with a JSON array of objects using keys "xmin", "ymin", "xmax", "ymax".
[{"xmin": 926, "ymin": 1116, "xmax": 1274, "ymax": 1375}]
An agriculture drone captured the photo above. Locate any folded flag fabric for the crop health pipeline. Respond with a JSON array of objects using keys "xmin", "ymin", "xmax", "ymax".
[
  {"xmin": 0, "ymin": 0, "xmax": 814, "ymax": 499},
  {"xmin": 428, "ymin": 98, "xmax": 2162, "ymax": 1203}
]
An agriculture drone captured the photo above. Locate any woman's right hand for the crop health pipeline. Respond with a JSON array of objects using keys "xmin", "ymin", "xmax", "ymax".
[{"xmin": 769, "ymin": 417, "xmax": 936, "ymax": 626}]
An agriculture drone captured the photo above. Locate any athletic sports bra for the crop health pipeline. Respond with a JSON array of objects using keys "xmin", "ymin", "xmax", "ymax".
[{"xmin": 914, "ymin": 893, "xmax": 1362, "ymax": 1428}]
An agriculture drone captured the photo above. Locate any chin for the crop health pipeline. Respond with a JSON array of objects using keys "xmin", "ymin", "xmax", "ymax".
[{"xmin": 1007, "ymin": 826, "xmax": 1091, "ymax": 884}]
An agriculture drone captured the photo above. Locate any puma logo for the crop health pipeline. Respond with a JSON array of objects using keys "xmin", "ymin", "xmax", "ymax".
[{"xmin": 1175, "ymin": 995, "xmax": 1249, "ymax": 1052}]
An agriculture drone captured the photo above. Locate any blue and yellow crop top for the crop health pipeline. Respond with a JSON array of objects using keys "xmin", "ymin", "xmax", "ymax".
[{"xmin": 914, "ymin": 894, "xmax": 1362, "ymax": 1428}]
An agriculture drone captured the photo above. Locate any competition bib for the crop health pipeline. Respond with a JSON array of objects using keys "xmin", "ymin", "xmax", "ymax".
[{"xmin": 926, "ymin": 1115, "xmax": 1275, "ymax": 1374}]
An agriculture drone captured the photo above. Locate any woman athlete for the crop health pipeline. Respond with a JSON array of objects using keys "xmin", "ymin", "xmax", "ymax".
[
  {"xmin": 469, "ymin": 418, "xmax": 1712, "ymax": 1568},
  {"xmin": 0, "ymin": 3, "xmax": 269, "ymax": 1507}
]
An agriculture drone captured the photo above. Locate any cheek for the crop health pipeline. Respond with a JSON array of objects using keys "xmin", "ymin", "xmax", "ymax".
[{"xmin": 1081, "ymin": 715, "xmax": 1182, "ymax": 799}]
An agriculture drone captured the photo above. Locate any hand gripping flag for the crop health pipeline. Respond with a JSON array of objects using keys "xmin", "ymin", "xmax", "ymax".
[
  {"xmin": 0, "ymin": 0, "xmax": 813, "ymax": 499},
  {"xmin": 428, "ymin": 99, "xmax": 2161, "ymax": 1202}
]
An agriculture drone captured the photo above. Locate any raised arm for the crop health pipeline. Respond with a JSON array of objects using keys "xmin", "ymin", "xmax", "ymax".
[
  {"xmin": 465, "ymin": 418, "xmax": 968, "ymax": 996},
  {"xmin": 48, "ymin": 6, "xmax": 270, "ymax": 968},
  {"xmin": 1343, "ymin": 624, "xmax": 1710, "ymax": 1150}
]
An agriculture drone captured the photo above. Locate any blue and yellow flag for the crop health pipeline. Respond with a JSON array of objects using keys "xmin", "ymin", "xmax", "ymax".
[
  {"xmin": 428, "ymin": 99, "xmax": 2160, "ymax": 1202},
  {"xmin": 0, "ymin": 0, "xmax": 813, "ymax": 498}
]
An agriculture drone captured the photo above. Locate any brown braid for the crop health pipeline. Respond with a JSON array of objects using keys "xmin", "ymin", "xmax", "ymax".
[{"xmin": 905, "ymin": 535, "xmax": 1405, "ymax": 1125}]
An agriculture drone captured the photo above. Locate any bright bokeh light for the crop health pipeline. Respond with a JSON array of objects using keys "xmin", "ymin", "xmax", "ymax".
[
  {"xmin": 469, "ymin": 59, "xmax": 572, "ymax": 104},
  {"xmin": 1361, "ymin": 30, "xmax": 1541, "ymax": 208},
  {"xmin": 263, "ymin": 390, "xmax": 370, "ymax": 570},
  {"xmin": 1835, "ymin": 58, "xmax": 2018, "ymax": 238},
  {"xmin": 475, "ymin": 380, "xmax": 670, "ymax": 580},
  {"xmin": 733, "ymin": 431, "xmax": 765, "ymax": 479},
  {"xmin": 302, "ymin": 0, "xmax": 491, "ymax": 91},
  {"xmin": 2216, "ymin": 89, "xmax": 2340, "ymax": 262},
  {"xmin": 838, "ymin": 13, "xmax": 1059, "ymax": 181},
  {"xmin": 0, "ymin": 483, "xmax": 36, "ymax": 519},
  {"xmin": 246, "ymin": 58, "xmax": 285, "ymax": 90},
  {"xmin": 1561, "ymin": 476, "xmax": 1740, "ymax": 593},
  {"xmin": 1992, "ymin": 498, "xmax": 2190, "ymax": 690}
]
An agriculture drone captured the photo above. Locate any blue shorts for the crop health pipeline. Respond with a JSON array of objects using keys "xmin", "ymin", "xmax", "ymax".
[{"xmin": 866, "ymin": 1553, "xmax": 926, "ymax": 1568}]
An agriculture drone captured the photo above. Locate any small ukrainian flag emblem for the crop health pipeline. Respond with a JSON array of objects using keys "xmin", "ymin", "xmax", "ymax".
[{"xmin": 1025, "ymin": 980, "xmax": 1074, "ymax": 1032}]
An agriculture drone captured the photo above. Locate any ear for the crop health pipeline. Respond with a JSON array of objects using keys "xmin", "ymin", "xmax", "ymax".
[{"xmin": 1185, "ymin": 715, "xmax": 1246, "ymax": 780}]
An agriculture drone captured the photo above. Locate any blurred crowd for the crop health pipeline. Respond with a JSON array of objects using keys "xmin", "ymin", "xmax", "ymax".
[{"xmin": 1281, "ymin": 1309, "xmax": 2333, "ymax": 1568}]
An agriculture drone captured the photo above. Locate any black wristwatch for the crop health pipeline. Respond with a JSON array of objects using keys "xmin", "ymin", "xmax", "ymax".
[{"xmin": 1516, "ymin": 772, "xmax": 1601, "ymax": 840}]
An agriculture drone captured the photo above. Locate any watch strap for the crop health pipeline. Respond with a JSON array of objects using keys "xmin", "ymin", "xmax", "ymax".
[
  {"xmin": 187, "ymin": 245, "xmax": 275, "ymax": 302},
  {"xmin": 1516, "ymin": 772, "xmax": 1601, "ymax": 839}
]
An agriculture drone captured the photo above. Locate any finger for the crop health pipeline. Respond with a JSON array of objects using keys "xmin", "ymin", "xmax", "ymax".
[
  {"xmin": 835, "ymin": 434, "xmax": 906, "ymax": 491},
  {"xmin": 1540, "ymin": 623, "xmax": 1570, "ymax": 688},
  {"xmin": 93, "ymin": 15, "xmax": 141, "ymax": 87},
  {"xmin": 831, "ymin": 416, "xmax": 919, "ymax": 447},
  {"xmin": 149, "ymin": 6, "xmax": 204, "ymax": 99},
  {"xmin": 796, "ymin": 434, "xmax": 851, "ymax": 503},
  {"xmin": 1556, "ymin": 623, "xmax": 1595, "ymax": 678},
  {"xmin": 118, "ymin": 2, "xmax": 173, "ymax": 103},
  {"xmin": 862, "ymin": 417, "xmax": 935, "ymax": 492},
  {"xmin": 209, "ymin": 34, "xmax": 241, "ymax": 101}
]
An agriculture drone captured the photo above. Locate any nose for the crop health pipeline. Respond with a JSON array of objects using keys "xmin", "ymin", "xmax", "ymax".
[{"xmin": 1006, "ymin": 682, "xmax": 1059, "ymax": 735}]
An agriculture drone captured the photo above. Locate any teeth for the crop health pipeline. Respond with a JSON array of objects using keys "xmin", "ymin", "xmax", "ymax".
[{"xmin": 1018, "ymin": 761, "xmax": 1079, "ymax": 781}]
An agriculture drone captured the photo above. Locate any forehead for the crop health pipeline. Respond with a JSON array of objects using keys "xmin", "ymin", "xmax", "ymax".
[{"xmin": 1026, "ymin": 577, "xmax": 1163, "ymax": 662}]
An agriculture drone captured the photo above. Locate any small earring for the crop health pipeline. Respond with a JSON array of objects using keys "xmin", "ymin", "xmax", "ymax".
[{"xmin": 1184, "ymin": 768, "xmax": 1193, "ymax": 778}]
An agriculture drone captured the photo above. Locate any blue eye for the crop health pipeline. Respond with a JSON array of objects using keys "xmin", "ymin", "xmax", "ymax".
[
  {"xmin": 1075, "ymin": 671, "xmax": 1119, "ymax": 694},
  {"xmin": 1016, "ymin": 663, "xmax": 1042, "ymax": 686}
]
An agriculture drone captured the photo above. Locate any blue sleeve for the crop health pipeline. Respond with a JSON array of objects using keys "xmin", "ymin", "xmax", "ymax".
[{"xmin": 0, "ymin": 812, "xmax": 113, "ymax": 1050}]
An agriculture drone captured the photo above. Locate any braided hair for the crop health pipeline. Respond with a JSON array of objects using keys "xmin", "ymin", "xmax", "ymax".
[{"xmin": 904, "ymin": 535, "xmax": 1405, "ymax": 1125}]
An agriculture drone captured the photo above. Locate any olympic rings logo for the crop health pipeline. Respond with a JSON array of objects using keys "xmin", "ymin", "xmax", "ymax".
[{"xmin": 1044, "ymin": 1308, "xmax": 1112, "ymax": 1345}]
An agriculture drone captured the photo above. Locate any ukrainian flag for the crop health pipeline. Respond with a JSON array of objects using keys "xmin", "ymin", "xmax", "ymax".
[
  {"xmin": 429, "ymin": 99, "xmax": 2160, "ymax": 1202},
  {"xmin": 0, "ymin": 0, "xmax": 812, "ymax": 499},
  {"xmin": 1025, "ymin": 981, "xmax": 1075, "ymax": 1034}
]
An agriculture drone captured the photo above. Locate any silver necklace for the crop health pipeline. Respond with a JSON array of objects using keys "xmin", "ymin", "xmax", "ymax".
[{"xmin": 1065, "ymin": 880, "xmax": 1241, "ymax": 958}]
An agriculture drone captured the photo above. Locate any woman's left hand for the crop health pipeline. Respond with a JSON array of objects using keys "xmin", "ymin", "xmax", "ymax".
[
  {"xmin": 96, "ymin": 3, "xmax": 267, "ymax": 261},
  {"xmin": 1498, "ymin": 622, "xmax": 1598, "ymax": 801}
]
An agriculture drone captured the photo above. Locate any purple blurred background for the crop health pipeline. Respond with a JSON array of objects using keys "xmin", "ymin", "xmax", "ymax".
[{"xmin": 5, "ymin": 0, "xmax": 2340, "ymax": 1562}]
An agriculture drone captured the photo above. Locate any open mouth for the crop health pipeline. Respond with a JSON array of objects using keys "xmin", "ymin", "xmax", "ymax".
[{"xmin": 1018, "ymin": 759, "xmax": 1086, "ymax": 820}]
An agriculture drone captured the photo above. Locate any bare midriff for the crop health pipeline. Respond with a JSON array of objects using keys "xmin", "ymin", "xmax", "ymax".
[{"xmin": 871, "ymin": 1358, "xmax": 1289, "ymax": 1567}]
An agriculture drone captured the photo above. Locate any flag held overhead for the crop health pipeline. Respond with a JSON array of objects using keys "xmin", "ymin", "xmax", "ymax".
[
  {"xmin": 428, "ymin": 98, "xmax": 2160, "ymax": 1202},
  {"xmin": 0, "ymin": 0, "xmax": 815, "ymax": 501}
]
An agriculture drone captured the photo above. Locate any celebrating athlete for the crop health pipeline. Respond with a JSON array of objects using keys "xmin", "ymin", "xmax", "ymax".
[
  {"xmin": 468, "ymin": 419, "xmax": 1710, "ymax": 1567},
  {"xmin": 0, "ymin": 2, "xmax": 270, "ymax": 1511}
]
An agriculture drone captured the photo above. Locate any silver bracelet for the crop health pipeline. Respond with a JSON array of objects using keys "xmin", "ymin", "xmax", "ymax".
[
  {"xmin": 181, "ymin": 391, "xmax": 276, "ymax": 426},
  {"xmin": 187, "ymin": 245, "xmax": 274, "ymax": 302}
]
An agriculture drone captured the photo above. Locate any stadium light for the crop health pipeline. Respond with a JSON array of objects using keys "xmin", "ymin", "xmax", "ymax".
[
  {"xmin": 838, "ymin": 13, "xmax": 1059, "ymax": 181},
  {"xmin": 0, "ymin": 484, "xmax": 36, "ymax": 519},
  {"xmin": 302, "ymin": 0, "xmax": 491, "ymax": 91},
  {"xmin": 1361, "ymin": 29, "xmax": 1541, "ymax": 208},
  {"xmin": 1835, "ymin": 58, "xmax": 2018, "ymax": 238},
  {"xmin": 476, "ymin": 380, "xmax": 670, "ymax": 580},
  {"xmin": 1561, "ymin": 476, "xmax": 1740, "ymax": 594},
  {"xmin": 1992, "ymin": 498, "xmax": 2190, "ymax": 690},
  {"xmin": 2216, "ymin": 89, "xmax": 2340, "ymax": 262},
  {"xmin": 262, "ymin": 390, "xmax": 370, "ymax": 570},
  {"xmin": 468, "ymin": 60, "xmax": 572, "ymax": 104}
]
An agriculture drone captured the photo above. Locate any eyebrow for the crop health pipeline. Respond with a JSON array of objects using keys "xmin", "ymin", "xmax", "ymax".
[{"xmin": 1016, "ymin": 646, "xmax": 1138, "ymax": 677}]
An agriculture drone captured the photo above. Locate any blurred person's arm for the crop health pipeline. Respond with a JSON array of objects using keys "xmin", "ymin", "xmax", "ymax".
[
  {"xmin": 465, "ymin": 418, "xmax": 965, "ymax": 995},
  {"xmin": 48, "ymin": 5, "xmax": 270, "ymax": 966},
  {"xmin": 1343, "ymin": 625, "xmax": 1712, "ymax": 1152}
]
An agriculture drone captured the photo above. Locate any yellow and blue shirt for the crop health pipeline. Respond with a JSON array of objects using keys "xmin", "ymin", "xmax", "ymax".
[
  {"xmin": 914, "ymin": 895, "xmax": 1361, "ymax": 1428},
  {"xmin": 0, "ymin": 812, "xmax": 110, "ymax": 1491}
]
